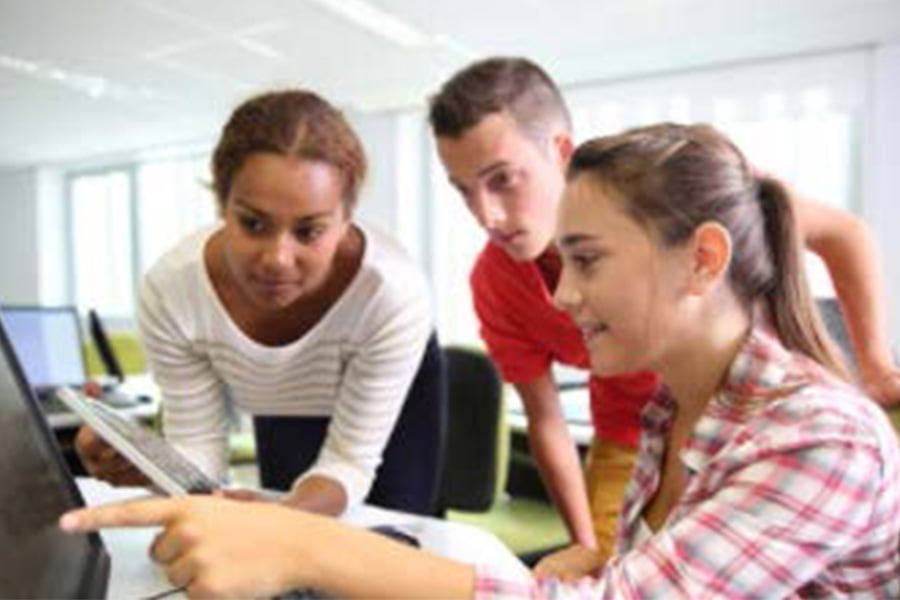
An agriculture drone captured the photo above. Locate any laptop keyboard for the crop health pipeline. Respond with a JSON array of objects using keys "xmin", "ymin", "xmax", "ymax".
[
  {"xmin": 36, "ymin": 389, "xmax": 71, "ymax": 415},
  {"xmin": 87, "ymin": 402, "xmax": 217, "ymax": 495}
]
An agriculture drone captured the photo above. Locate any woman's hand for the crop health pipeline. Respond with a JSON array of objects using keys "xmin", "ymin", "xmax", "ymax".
[
  {"xmin": 60, "ymin": 496, "xmax": 315, "ymax": 599},
  {"xmin": 533, "ymin": 544, "xmax": 606, "ymax": 581},
  {"xmin": 74, "ymin": 425, "xmax": 150, "ymax": 487}
]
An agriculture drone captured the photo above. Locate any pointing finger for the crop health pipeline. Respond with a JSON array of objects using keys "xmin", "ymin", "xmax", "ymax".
[{"xmin": 59, "ymin": 498, "xmax": 183, "ymax": 532}]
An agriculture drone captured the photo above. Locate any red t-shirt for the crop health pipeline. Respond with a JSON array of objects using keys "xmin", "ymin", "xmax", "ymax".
[{"xmin": 470, "ymin": 242, "xmax": 659, "ymax": 448}]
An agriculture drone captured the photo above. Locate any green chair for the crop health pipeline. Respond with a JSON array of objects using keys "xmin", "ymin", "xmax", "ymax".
[{"xmin": 83, "ymin": 331, "xmax": 147, "ymax": 377}]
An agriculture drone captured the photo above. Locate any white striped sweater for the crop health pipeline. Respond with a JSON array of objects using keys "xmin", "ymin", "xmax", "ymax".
[{"xmin": 137, "ymin": 223, "xmax": 432, "ymax": 509}]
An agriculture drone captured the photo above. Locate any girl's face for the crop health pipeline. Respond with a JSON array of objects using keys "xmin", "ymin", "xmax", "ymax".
[
  {"xmin": 553, "ymin": 176, "xmax": 693, "ymax": 377},
  {"xmin": 220, "ymin": 153, "xmax": 350, "ymax": 311}
]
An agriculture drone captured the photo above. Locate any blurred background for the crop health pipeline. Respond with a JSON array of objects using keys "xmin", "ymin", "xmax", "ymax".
[{"xmin": 0, "ymin": 0, "xmax": 898, "ymax": 345}]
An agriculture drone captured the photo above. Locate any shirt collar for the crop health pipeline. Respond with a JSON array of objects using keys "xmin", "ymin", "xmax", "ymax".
[{"xmin": 648, "ymin": 326, "xmax": 820, "ymax": 474}]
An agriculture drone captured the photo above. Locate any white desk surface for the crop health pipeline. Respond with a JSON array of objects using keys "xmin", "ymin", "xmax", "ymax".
[{"xmin": 77, "ymin": 478, "xmax": 528, "ymax": 599}]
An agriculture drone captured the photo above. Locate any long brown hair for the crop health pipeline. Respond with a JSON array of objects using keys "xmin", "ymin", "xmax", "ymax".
[{"xmin": 568, "ymin": 123, "xmax": 849, "ymax": 379}]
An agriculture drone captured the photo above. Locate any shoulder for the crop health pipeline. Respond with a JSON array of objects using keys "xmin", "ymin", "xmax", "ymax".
[
  {"xmin": 144, "ymin": 226, "xmax": 217, "ymax": 291},
  {"xmin": 763, "ymin": 382, "xmax": 888, "ymax": 439},
  {"xmin": 349, "ymin": 224, "xmax": 430, "ymax": 315},
  {"xmin": 737, "ymin": 381, "xmax": 898, "ymax": 476},
  {"xmin": 140, "ymin": 227, "xmax": 219, "ymax": 323}
]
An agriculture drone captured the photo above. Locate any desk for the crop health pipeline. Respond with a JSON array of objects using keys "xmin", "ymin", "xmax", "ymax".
[{"xmin": 77, "ymin": 479, "xmax": 528, "ymax": 598}]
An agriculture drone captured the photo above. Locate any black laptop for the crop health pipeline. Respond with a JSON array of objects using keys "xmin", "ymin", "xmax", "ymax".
[{"xmin": 0, "ymin": 310, "xmax": 110, "ymax": 597}]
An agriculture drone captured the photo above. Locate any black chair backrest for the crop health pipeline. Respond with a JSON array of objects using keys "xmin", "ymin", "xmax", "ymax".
[{"xmin": 437, "ymin": 346, "xmax": 503, "ymax": 514}]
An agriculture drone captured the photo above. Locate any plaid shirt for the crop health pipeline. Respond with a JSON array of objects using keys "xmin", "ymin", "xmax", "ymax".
[{"xmin": 476, "ymin": 328, "xmax": 900, "ymax": 599}]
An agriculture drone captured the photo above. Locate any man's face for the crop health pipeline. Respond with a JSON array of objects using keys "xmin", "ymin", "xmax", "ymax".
[{"xmin": 436, "ymin": 112, "xmax": 568, "ymax": 261}]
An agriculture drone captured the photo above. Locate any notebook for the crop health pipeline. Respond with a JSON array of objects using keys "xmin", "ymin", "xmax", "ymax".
[{"xmin": 0, "ymin": 310, "xmax": 110, "ymax": 598}]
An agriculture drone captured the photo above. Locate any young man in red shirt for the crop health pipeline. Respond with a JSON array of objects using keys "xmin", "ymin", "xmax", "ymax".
[{"xmin": 428, "ymin": 57, "xmax": 900, "ymax": 578}]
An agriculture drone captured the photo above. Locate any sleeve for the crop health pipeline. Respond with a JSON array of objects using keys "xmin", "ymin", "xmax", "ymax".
[
  {"xmin": 470, "ymin": 256, "xmax": 552, "ymax": 383},
  {"xmin": 475, "ymin": 436, "xmax": 885, "ymax": 599},
  {"xmin": 137, "ymin": 272, "xmax": 230, "ymax": 482},
  {"xmin": 296, "ymin": 275, "xmax": 432, "ymax": 509}
]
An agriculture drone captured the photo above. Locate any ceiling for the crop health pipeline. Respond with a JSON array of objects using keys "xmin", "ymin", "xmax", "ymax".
[{"xmin": 1, "ymin": 0, "xmax": 899, "ymax": 168}]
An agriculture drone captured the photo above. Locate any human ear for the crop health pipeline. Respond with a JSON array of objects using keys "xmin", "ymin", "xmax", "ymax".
[
  {"xmin": 552, "ymin": 132, "xmax": 575, "ymax": 167},
  {"xmin": 687, "ymin": 221, "xmax": 732, "ymax": 295}
]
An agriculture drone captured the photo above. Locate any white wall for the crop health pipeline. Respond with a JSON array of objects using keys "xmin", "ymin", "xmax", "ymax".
[
  {"xmin": 36, "ymin": 168, "xmax": 68, "ymax": 306},
  {"xmin": 0, "ymin": 167, "xmax": 68, "ymax": 307},
  {"xmin": 866, "ymin": 41, "xmax": 900, "ymax": 345},
  {"xmin": 0, "ymin": 168, "xmax": 42, "ymax": 305},
  {"xmin": 348, "ymin": 110, "xmax": 427, "ymax": 264}
]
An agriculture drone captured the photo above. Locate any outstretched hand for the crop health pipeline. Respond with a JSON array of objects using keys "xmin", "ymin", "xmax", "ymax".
[{"xmin": 60, "ymin": 496, "xmax": 316, "ymax": 599}]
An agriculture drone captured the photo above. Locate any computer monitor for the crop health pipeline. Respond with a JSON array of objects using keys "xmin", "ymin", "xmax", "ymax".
[
  {"xmin": 87, "ymin": 309, "xmax": 124, "ymax": 384},
  {"xmin": 0, "ymin": 312, "xmax": 110, "ymax": 597},
  {"xmin": 0, "ymin": 306, "xmax": 88, "ymax": 392}
]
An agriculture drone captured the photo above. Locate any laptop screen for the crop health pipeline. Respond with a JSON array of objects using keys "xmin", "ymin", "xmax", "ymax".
[
  {"xmin": 1, "ymin": 306, "xmax": 87, "ymax": 389},
  {"xmin": 0, "ymin": 313, "xmax": 109, "ymax": 597}
]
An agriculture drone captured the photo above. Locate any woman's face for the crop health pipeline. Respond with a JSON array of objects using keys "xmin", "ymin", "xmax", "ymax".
[
  {"xmin": 220, "ymin": 153, "xmax": 350, "ymax": 311},
  {"xmin": 553, "ymin": 176, "xmax": 691, "ymax": 377}
]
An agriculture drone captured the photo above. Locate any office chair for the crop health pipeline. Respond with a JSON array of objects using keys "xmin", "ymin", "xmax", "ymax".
[
  {"xmin": 253, "ymin": 332, "xmax": 447, "ymax": 516},
  {"xmin": 437, "ymin": 346, "xmax": 569, "ymax": 565},
  {"xmin": 435, "ymin": 346, "xmax": 504, "ymax": 514}
]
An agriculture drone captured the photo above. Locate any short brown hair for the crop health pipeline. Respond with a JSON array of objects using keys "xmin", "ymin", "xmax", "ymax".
[
  {"xmin": 211, "ymin": 90, "xmax": 366, "ymax": 213},
  {"xmin": 428, "ymin": 57, "xmax": 571, "ymax": 144},
  {"xmin": 568, "ymin": 123, "xmax": 849, "ymax": 380}
]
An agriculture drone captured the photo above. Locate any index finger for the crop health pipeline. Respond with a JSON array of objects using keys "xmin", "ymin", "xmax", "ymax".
[{"xmin": 59, "ymin": 497, "xmax": 182, "ymax": 532}]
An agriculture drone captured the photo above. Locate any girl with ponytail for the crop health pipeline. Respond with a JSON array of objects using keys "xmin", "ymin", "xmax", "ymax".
[{"xmin": 544, "ymin": 123, "xmax": 900, "ymax": 597}]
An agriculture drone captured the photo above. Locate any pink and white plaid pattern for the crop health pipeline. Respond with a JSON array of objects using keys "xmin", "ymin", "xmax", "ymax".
[{"xmin": 476, "ymin": 328, "xmax": 900, "ymax": 599}]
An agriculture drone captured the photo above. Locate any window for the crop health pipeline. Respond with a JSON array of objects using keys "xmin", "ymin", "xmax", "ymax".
[
  {"xmin": 136, "ymin": 157, "xmax": 216, "ymax": 273},
  {"xmin": 67, "ymin": 155, "xmax": 215, "ymax": 322},
  {"xmin": 68, "ymin": 169, "xmax": 135, "ymax": 318}
]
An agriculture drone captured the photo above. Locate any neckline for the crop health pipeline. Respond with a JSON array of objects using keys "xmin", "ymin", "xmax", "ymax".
[{"xmin": 199, "ymin": 223, "xmax": 371, "ymax": 353}]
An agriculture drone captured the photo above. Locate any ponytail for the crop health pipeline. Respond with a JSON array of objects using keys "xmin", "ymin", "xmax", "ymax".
[{"xmin": 757, "ymin": 176, "xmax": 851, "ymax": 380}]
